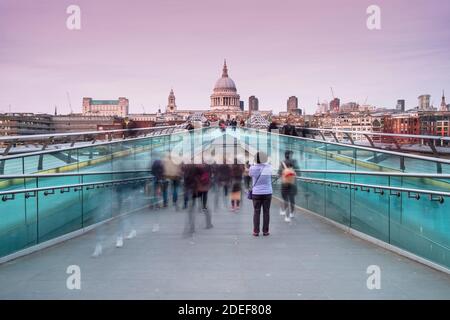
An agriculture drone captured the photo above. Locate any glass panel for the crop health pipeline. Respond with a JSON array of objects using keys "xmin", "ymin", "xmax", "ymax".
[
  {"xmin": 81, "ymin": 181, "xmax": 113, "ymax": 227},
  {"xmin": 350, "ymin": 178, "xmax": 390, "ymax": 242},
  {"xmin": 0, "ymin": 193, "xmax": 37, "ymax": 257},
  {"xmin": 0, "ymin": 157, "xmax": 24, "ymax": 175},
  {"xmin": 37, "ymin": 187, "xmax": 82, "ymax": 243},
  {"xmin": 390, "ymin": 191, "xmax": 450, "ymax": 269},
  {"xmin": 324, "ymin": 173, "xmax": 351, "ymax": 225}
]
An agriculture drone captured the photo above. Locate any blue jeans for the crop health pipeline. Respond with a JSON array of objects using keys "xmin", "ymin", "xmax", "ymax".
[{"xmin": 153, "ymin": 179, "xmax": 168, "ymax": 207}]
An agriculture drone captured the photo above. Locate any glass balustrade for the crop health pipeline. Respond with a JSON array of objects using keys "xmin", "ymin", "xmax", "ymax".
[
  {"xmin": 247, "ymin": 128, "xmax": 450, "ymax": 269},
  {"xmin": 1, "ymin": 126, "xmax": 449, "ymax": 271}
]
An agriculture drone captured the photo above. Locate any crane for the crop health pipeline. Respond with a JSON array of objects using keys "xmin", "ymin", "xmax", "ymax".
[
  {"xmin": 66, "ymin": 92, "xmax": 73, "ymax": 114},
  {"xmin": 330, "ymin": 87, "xmax": 335, "ymax": 99},
  {"xmin": 363, "ymin": 96, "xmax": 369, "ymax": 105}
]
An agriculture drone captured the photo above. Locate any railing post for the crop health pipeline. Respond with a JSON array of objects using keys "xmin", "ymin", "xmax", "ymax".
[
  {"xmin": 400, "ymin": 156, "xmax": 405, "ymax": 171},
  {"xmin": 437, "ymin": 162, "xmax": 442, "ymax": 174},
  {"xmin": 38, "ymin": 154, "xmax": 44, "ymax": 170},
  {"xmin": 3, "ymin": 141, "xmax": 15, "ymax": 156}
]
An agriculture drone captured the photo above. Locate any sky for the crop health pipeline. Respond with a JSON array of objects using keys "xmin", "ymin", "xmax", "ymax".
[{"xmin": 0, "ymin": 0, "xmax": 449, "ymax": 115}]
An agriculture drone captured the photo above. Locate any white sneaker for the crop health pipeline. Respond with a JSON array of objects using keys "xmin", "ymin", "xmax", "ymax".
[
  {"xmin": 280, "ymin": 209, "xmax": 286, "ymax": 216},
  {"xmin": 126, "ymin": 229, "xmax": 137, "ymax": 239},
  {"xmin": 284, "ymin": 216, "xmax": 291, "ymax": 222},
  {"xmin": 92, "ymin": 243, "xmax": 103, "ymax": 257},
  {"xmin": 116, "ymin": 236, "xmax": 124, "ymax": 248}
]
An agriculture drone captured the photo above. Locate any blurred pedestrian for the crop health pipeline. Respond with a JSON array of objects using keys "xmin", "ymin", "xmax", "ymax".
[
  {"xmin": 231, "ymin": 118, "xmax": 237, "ymax": 131},
  {"xmin": 185, "ymin": 163, "xmax": 213, "ymax": 236},
  {"xmin": 278, "ymin": 150, "xmax": 298, "ymax": 222},
  {"xmin": 230, "ymin": 158, "xmax": 244, "ymax": 212},
  {"xmin": 151, "ymin": 156, "xmax": 168, "ymax": 208},
  {"xmin": 163, "ymin": 154, "xmax": 182, "ymax": 210},
  {"xmin": 268, "ymin": 120, "xmax": 278, "ymax": 133},
  {"xmin": 214, "ymin": 163, "xmax": 231, "ymax": 209},
  {"xmin": 281, "ymin": 117, "xmax": 298, "ymax": 136},
  {"xmin": 243, "ymin": 160, "xmax": 251, "ymax": 190}
]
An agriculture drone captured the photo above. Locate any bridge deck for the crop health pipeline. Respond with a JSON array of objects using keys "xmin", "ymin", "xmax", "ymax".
[{"xmin": 1, "ymin": 196, "xmax": 450, "ymax": 299}]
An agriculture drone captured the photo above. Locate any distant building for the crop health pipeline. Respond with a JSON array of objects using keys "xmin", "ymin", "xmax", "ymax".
[
  {"xmin": 82, "ymin": 97, "xmax": 129, "ymax": 117},
  {"xmin": 396, "ymin": 99, "xmax": 405, "ymax": 112},
  {"xmin": 0, "ymin": 113, "xmax": 53, "ymax": 136},
  {"xmin": 249, "ymin": 96, "xmax": 259, "ymax": 112},
  {"xmin": 419, "ymin": 112, "xmax": 450, "ymax": 139},
  {"xmin": 340, "ymin": 102, "xmax": 359, "ymax": 113},
  {"xmin": 52, "ymin": 114, "xmax": 124, "ymax": 133},
  {"xmin": 330, "ymin": 98, "xmax": 340, "ymax": 113},
  {"xmin": 166, "ymin": 89, "xmax": 177, "ymax": 113},
  {"xmin": 382, "ymin": 113, "xmax": 420, "ymax": 144},
  {"xmin": 418, "ymin": 94, "xmax": 431, "ymax": 111},
  {"xmin": 240, "ymin": 101, "xmax": 244, "ymax": 111},
  {"xmin": 316, "ymin": 100, "xmax": 329, "ymax": 114},
  {"xmin": 287, "ymin": 96, "xmax": 298, "ymax": 113}
]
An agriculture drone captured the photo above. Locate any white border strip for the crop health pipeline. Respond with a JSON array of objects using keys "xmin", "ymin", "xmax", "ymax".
[{"xmin": 272, "ymin": 196, "xmax": 450, "ymax": 275}]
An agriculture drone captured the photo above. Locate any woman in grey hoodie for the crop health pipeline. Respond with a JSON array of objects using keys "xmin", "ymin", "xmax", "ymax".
[{"xmin": 249, "ymin": 152, "xmax": 273, "ymax": 236}]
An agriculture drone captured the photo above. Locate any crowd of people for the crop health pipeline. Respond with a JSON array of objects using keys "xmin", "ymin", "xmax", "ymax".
[
  {"xmin": 147, "ymin": 148, "xmax": 299, "ymax": 237},
  {"xmin": 149, "ymin": 155, "xmax": 256, "ymax": 236},
  {"xmin": 144, "ymin": 118, "xmax": 303, "ymax": 238},
  {"xmin": 92, "ymin": 120, "xmax": 303, "ymax": 256}
]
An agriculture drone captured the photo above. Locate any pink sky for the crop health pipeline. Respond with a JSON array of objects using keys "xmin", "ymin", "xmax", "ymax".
[{"xmin": 0, "ymin": 0, "xmax": 449, "ymax": 114}]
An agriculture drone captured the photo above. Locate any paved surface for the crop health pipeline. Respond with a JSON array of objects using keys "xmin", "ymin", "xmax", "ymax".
[{"xmin": 1, "ymin": 194, "xmax": 450, "ymax": 300}]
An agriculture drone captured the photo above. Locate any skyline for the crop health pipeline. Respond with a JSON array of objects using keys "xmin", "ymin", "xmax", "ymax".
[{"xmin": 1, "ymin": 0, "xmax": 450, "ymax": 115}]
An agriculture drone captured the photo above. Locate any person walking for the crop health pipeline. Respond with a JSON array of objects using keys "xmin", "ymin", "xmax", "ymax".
[
  {"xmin": 163, "ymin": 154, "xmax": 182, "ymax": 210},
  {"xmin": 215, "ymin": 163, "xmax": 231, "ymax": 209},
  {"xmin": 185, "ymin": 163, "xmax": 213, "ymax": 235},
  {"xmin": 267, "ymin": 120, "xmax": 278, "ymax": 133},
  {"xmin": 230, "ymin": 158, "xmax": 244, "ymax": 212},
  {"xmin": 243, "ymin": 161, "xmax": 251, "ymax": 190},
  {"xmin": 231, "ymin": 118, "xmax": 237, "ymax": 131},
  {"xmin": 281, "ymin": 118, "xmax": 298, "ymax": 136},
  {"xmin": 278, "ymin": 150, "xmax": 298, "ymax": 222},
  {"xmin": 151, "ymin": 156, "xmax": 168, "ymax": 208},
  {"xmin": 249, "ymin": 152, "xmax": 273, "ymax": 236}
]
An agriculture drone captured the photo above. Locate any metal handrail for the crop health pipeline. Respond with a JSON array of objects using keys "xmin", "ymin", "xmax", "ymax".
[
  {"xmin": 0, "ymin": 170, "xmax": 152, "ymax": 179},
  {"xmin": 0, "ymin": 176, "xmax": 154, "ymax": 198},
  {"xmin": 0, "ymin": 124, "xmax": 184, "ymax": 142},
  {"xmin": 241, "ymin": 127, "xmax": 450, "ymax": 165},
  {"xmin": 298, "ymin": 127, "xmax": 450, "ymax": 142},
  {"xmin": 295, "ymin": 176, "xmax": 450, "ymax": 199},
  {"xmin": 295, "ymin": 169, "xmax": 450, "ymax": 179},
  {"xmin": 0, "ymin": 127, "xmax": 188, "ymax": 161}
]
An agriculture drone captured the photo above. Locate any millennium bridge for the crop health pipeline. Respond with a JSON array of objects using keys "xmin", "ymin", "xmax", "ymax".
[{"xmin": 0, "ymin": 125, "xmax": 450, "ymax": 299}]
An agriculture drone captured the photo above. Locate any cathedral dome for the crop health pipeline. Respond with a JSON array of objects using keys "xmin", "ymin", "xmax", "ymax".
[
  {"xmin": 213, "ymin": 60, "xmax": 237, "ymax": 92},
  {"xmin": 214, "ymin": 77, "xmax": 236, "ymax": 91}
]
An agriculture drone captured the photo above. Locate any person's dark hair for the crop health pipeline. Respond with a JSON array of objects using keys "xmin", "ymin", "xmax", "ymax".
[{"xmin": 255, "ymin": 151, "xmax": 268, "ymax": 164}]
